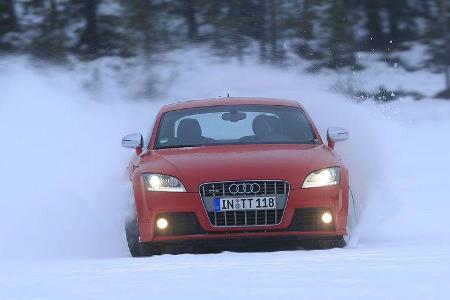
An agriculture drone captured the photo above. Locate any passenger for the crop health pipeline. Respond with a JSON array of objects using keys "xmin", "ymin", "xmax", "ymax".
[{"xmin": 252, "ymin": 114, "xmax": 273, "ymax": 138}]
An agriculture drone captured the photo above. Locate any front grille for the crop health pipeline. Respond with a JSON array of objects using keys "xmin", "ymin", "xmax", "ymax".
[
  {"xmin": 208, "ymin": 209, "xmax": 284, "ymax": 226},
  {"xmin": 286, "ymin": 208, "xmax": 335, "ymax": 231},
  {"xmin": 201, "ymin": 181, "xmax": 288, "ymax": 197},
  {"xmin": 155, "ymin": 212, "xmax": 205, "ymax": 236},
  {"xmin": 199, "ymin": 180, "xmax": 289, "ymax": 227}
]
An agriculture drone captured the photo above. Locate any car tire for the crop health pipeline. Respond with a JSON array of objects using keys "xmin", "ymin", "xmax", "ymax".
[
  {"xmin": 125, "ymin": 215, "xmax": 161, "ymax": 257},
  {"xmin": 344, "ymin": 187, "xmax": 357, "ymax": 245}
]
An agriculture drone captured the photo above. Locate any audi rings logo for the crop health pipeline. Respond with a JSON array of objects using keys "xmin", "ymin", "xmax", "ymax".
[{"xmin": 229, "ymin": 183, "xmax": 261, "ymax": 195}]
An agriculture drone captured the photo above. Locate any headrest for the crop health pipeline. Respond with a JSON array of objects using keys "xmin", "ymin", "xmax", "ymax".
[{"xmin": 177, "ymin": 118, "xmax": 202, "ymax": 139}]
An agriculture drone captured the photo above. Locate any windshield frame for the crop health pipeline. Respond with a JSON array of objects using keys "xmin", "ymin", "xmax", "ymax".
[{"xmin": 149, "ymin": 104, "xmax": 322, "ymax": 150}]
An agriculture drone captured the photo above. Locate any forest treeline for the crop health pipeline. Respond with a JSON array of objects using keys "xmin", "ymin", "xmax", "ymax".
[{"xmin": 0, "ymin": 0, "xmax": 449, "ymax": 75}]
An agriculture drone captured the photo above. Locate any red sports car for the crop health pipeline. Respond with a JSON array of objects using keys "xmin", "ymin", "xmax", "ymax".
[{"xmin": 122, "ymin": 97, "xmax": 354, "ymax": 256}]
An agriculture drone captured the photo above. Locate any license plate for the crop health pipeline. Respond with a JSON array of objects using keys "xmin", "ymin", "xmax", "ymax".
[{"xmin": 214, "ymin": 196, "xmax": 277, "ymax": 212}]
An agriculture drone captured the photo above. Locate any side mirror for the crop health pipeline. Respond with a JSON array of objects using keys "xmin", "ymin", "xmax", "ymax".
[
  {"xmin": 327, "ymin": 127, "xmax": 349, "ymax": 149},
  {"xmin": 122, "ymin": 133, "xmax": 144, "ymax": 154}
]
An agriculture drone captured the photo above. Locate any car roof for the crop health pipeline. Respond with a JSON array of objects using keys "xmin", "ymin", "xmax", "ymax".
[{"xmin": 160, "ymin": 97, "xmax": 304, "ymax": 113}]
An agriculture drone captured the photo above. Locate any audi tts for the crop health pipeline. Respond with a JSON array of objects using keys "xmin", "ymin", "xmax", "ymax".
[{"xmin": 122, "ymin": 97, "xmax": 354, "ymax": 256}]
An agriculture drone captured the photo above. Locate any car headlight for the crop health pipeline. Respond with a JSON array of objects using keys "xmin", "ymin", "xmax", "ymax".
[
  {"xmin": 302, "ymin": 167, "xmax": 340, "ymax": 188},
  {"xmin": 143, "ymin": 173, "xmax": 186, "ymax": 192}
]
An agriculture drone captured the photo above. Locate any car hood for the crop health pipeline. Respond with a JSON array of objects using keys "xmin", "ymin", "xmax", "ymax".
[{"xmin": 138, "ymin": 144, "xmax": 342, "ymax": 192}]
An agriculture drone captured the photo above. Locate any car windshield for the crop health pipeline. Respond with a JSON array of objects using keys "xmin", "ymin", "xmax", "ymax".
[{"xmin": 155, "ymin": 105, "xmax": 317, "ymax": 149}]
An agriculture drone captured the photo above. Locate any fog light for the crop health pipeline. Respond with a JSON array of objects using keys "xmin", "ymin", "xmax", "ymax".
[
  {"xmin": 156, "ymin": 217, "xmax": 168, "ymax": 230},
  {"xmin": 321, "ymin": 212, "xmax": 333, "ymax": 224}
]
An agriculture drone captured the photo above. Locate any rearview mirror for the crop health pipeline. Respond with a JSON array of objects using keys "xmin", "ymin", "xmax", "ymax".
[
  {"xmin": 327, "ymin": 127, "xmax": 349, "ymax": 149},
  {"xmin": 122, "ymin": 133, "xmax": 143, "ymax": 149},
  {"xmin": 222, "ymin": 111, "xmax": 247, "ymax": 122}
]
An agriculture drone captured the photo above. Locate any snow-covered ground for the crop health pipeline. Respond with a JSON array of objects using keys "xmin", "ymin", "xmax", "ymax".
[
  {"xmin": 2, "ymin": 242, "xmax": 450, "ymax": 299},
  {"xmin": 0, "ymin": 53, "xmax": 449, "ymax": 299}
]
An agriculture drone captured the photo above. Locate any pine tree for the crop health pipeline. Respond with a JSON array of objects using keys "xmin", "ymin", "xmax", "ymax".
[
  {"xmin": 168, "ymin": 0, "xmax": 202, "ymax": 42},
  {"xmin": 120, "ymin": 0, "xmax": 172, "ymax": 60},
  {"xmin": 268, "ymin": 0, "xmax": 285, "ymax": 64},
  {"xmin": 202, "ymin": 1, "xmax": 257, "ymax": 61},
  {"xmin": 362, "ymin": 0, "xmax": 386, "ymax": 51},
  {"xmin": 0, "ymin": 0, "xmax": 17, "ymax": 33},
  {"xmin": 425, "ymin": 0, "xmax": 449, "ymax": 69},
  {"xmin": 286, "ymin": 0, "xmax": 321, "ymax": 60},
  {"xmin": 255, "ymin": 0, "xmax": 268, "ymax": 62},
  {"xmin": 318, "ymin": 0, "xmax": 359, "ymax": 70},
  {"xmin": 67, "ymin": 0, "xmax": 128, "ymax": 59},
  {"xmin": 77, "ymin": 0, "xmax": 99, "ymax": 57},
  {"xmin": 29, "ymin": 0, "xmax": 68, "ymax": 60},
  {"xmin": 432, "ymin": 0, "xmax": 450, "ymax": 98},
  {"xmin": 0, "ymin": 0, "xmax": 18, "ymax": 51}
]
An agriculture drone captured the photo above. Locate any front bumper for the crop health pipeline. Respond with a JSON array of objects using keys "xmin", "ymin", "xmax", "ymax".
[
  {"xmin": 135, "ymin": 186, "xmax": 348, "ymax": 242},
  {"xmin": 146, "ymin": 234, "xmax": 343, "ymax": 251}
]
